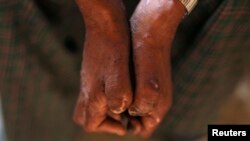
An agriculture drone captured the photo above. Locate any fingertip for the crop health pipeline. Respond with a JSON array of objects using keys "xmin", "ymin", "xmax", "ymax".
[
  {"xmin": 129, "ymin": 87, "xmax": 160, "ymax": 116},
  {"xmin": 128, "ymin": 106, "xmax": 149, "ymax": 116},
  {"xmin": 128, "ymin": 97, "xmax": 156, "ymax": 116},
  {"xmin": 108, "ymin": 111, "xmax": 122, "ymax": 121},
  {"xmin": 129, "ymin": 118, "xmax": 142, "ymax": 135},
  {"xmin": 98, "ymin": 118, "xmax": 127, "ymax": 136},
  {"xmin": 109, "ymin": 99, "xmax": 128, "ymax": 114},
  {"xmin": 108, "ymin": 92, "xmax": 132, "ymax": 114},
  {"xmin": 138, "ymin": 116, "xmax": 161, "ymax": 138}
]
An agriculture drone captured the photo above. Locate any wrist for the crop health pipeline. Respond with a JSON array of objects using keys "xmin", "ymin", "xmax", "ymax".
[
  {"xmin": 76, "ymin": 0, "xmax": 127, "ymax": 31},
  {"xmin": 171, "ymin": 0, "xmax": 187, "ymax": 20},
  {"xmin": 132, "ymin": 1, "xmax": 186, "ymax": 34}
]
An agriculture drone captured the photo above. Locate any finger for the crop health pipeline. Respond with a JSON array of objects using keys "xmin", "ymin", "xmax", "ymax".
[
  {"xmin": 129, "ymin": 40, "xmax": 169, "ymax": 116},
  {"xmin": 129, "ymin": 118, "xmax": 142, "ymax": 135},
  {"xmin": 128, "ymin": 116, "xmax": 159, "ymax": 138},
  {"xmin": 138, "ymin": 115, "xmax": 161, "ymax": 138},
  {"xmin": 105, "ymin": 51, "xmax": 132, "ymax": 114},
  {"xmin": 98, "ymin": 117, "xmax": 127, "ymax": 136},
  {"xmin": 107, "ymin": 112, "xmax": 129, "ymax": 129},
  {"xmin": 83, "ymin": 87, "xmax": 126, "ymax": 135},
  {"xmin": 107, "ymin": 110, "xmax": 122, "ymax": 121},
  {"xmin": 137, "ymin": 95, "xmax": 172, "ymax": 138}
]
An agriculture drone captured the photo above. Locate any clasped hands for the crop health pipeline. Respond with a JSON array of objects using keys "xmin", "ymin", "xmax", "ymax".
[{"xmin": 73, "ymin": 0, "xmax": 186, "ymax": 138}]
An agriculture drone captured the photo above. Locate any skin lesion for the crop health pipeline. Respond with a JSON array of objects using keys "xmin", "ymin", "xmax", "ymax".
[{"xmin": 149, "ymin": 79, "xmax": 160, "ymax": 91}]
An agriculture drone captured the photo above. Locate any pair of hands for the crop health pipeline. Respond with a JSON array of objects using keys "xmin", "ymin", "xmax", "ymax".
[{"xmin": 73, "ymin": 0, "xmax": 186, "ymax": 138}]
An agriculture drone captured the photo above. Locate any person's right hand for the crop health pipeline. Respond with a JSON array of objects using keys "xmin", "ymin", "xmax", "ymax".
[{"xmin": 73, "ymin": 0, "xmax": 132, "ymax": 136}]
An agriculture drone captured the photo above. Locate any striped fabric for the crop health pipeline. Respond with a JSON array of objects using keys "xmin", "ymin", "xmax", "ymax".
[
  {"xmin": 0, "ymin": 0, "xmax": 249, "ymax": 141},
  {"xmin": 157, "ymin": 0, "xmax": 250, "ymax": 139}
]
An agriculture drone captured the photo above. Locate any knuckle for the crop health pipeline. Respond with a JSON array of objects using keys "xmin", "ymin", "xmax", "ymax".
[
  {"xmin": 112, "ymin": 103, "xmax": 127, "ymax": 113},
  {"xmin": 108, "ymin": 92, "xmax": 132, "ymax": 113},
  {"xmin": 136, "ymin": 98, "xmax": 155, "ymax": 113},
  {"xmin": 133, "ymin": 84, "xmax": 161, "ymax": 114},
  {"xmin": 129, "ymin": 106, "xmax": 147, "ymax": 116}
]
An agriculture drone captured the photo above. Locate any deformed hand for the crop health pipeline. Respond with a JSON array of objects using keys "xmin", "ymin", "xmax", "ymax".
[
  {"xmin": 128, "ymin": 0, "xmax": 186, "ymax": 138},
  {"xmin": 73, "ymin": 0, "xmax": 132, "ymax": 135}
]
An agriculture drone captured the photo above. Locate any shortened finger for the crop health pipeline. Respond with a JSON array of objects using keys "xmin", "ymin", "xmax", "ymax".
[
  {"xmin": 105, "ymin": 69, "xmax": 132, "ymax": 114},
  {"xmin": 138, "ymin": 115, "xmax": 161, "ymax": 138},
  {"xmin": 98, "ymin": 117, "xmax": 127, "ymax": 136},
  {"xmin": 83, "ymin": 89, "xmax": 127, "ymax": 136}
]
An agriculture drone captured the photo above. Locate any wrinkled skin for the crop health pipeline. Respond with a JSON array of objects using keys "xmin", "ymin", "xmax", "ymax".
[{"xmin": 73, "ymin": 0, "xmax": 186, "ymax": 138}]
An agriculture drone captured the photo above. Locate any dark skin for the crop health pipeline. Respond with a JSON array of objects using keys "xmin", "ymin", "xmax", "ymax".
[{"xmin": 74, "ymin": 0, "xmax": 186, "ymax": 138}]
